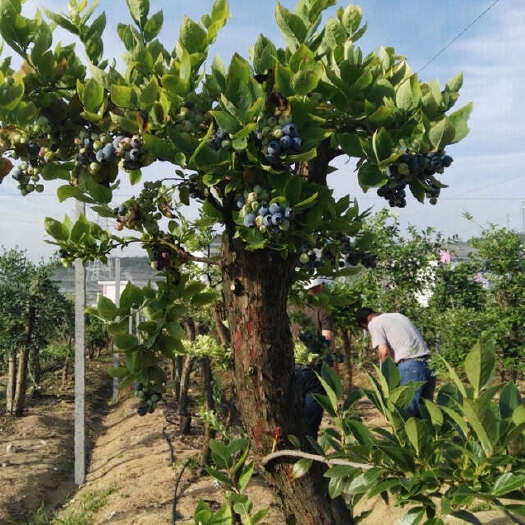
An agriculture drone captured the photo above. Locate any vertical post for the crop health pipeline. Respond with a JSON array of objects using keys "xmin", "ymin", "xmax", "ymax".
[
  {"xmin": 74, "ymin": 200, "xmax": 86, "ymax": 486},
  {"xmin": 112, "ymin": 258, "xmax": 121, "ymax": 403},
  {"xmin": 135, "ymin": 310, "xmax": 140, "ymax": 339}
]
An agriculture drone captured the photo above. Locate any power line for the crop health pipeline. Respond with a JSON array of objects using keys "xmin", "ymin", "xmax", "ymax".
[{"xmin": 417, "ymin": 0, "xmax": 503, "ymax": 74}]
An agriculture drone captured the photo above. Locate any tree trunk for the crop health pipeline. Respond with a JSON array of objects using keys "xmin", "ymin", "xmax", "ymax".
[
  {"xmin": 222, "ymin": 233, "xmax": 352, "ymax": 525},
  {"xmin": 341, "ymin": 329, "xmax": 353, "ymax": 394},
  {"xmin": 212, "ymin": 303, "xmax": 231, "ymax": 346},
  {"xmin": 31, "ymin": 344, "xmax": 42, "ymax": 398},
  {"xmin": 13, "ymin": 305, "xmax": 35, "ymax": 416},
  {"xmin": 6, "ymin": 351, "xmax": 16, "ymax": 414},
  {"xmin": 172, "ymin": 356, "xmax": 183, "ymax": 401},
  {"xmin": 178, "ymin": 354, "xmax": 194, "ymax": 435},
  {"xmin": 199, "ymin": 356, "xmax": 216, "ymax": 466},
  {"xmin": 13, "ymin": 347, "xmax": 29, "ymax": 416}
]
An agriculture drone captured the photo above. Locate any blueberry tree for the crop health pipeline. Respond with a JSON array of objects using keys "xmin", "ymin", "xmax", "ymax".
[
  {"xmin": 0, "ymin": 248, "xmax": 71, "ymax": 414},
  {"xmin": 0, "ymin": 0, "xmax": 472, "ymax": 521}
]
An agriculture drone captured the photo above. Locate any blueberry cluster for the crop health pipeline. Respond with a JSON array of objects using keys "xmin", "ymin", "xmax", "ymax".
[
  {"xmin": 256, "ymin": 118, "xmax": 303, "ymax": 163},
  {"xmin": 339, "ymin": 237, "xmax": 377, "ymax": 268},
  {"xmin": 112, "ymin": 181, "xmax": 163, "ymax": 231},
  {"xmin": 298, "ymin": 249, "xmax": 323, "ymax": 274},
  {"xmin": 174, "ymin": 103, "xmax": 207, "ymax": 134},
  {"xmin": 134, "ymin": 382, "xmax": 162, "ymax": 416},
  {"xmin": 73, "ymin": 133, "xmax": 145, "ymax": 173},
  {"xmin": 11, "ymin": 159, "xmax": 45, "ymax": 195},
  {"xmin": 377, "ymin": 151, "xmax": 453, "ymax": 207},
  {"xmin": 237, "ymin": 186, "xmax": 294, "ymax": 234}
]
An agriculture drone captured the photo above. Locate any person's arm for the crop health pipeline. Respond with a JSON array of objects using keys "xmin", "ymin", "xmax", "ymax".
[
  {"xmin": 321, "ymin": 329, "xmax": 335, "ymax": 352},
  {"xmin": 376, "ymin": 343, "xmax": 390, "ymax": 363}
]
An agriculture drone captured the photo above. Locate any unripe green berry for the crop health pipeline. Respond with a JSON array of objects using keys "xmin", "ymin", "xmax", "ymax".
[{"xmin": 35, "ymin": 184, "xmax": 44, "ymax": 193}]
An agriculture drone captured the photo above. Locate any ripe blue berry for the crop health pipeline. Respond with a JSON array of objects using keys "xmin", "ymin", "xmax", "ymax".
[
  {"xmin": 267, "ymin": 140, "xmax": 281, "ymax": 156},
  {"xmin": 243, "ymin": 213, "xmax": 256, "ymax": 228},
  {"xmin": 263, "ymin": 214, "xmax": 272, "ymax": 227},
  {"xmin": 281, "ymin": 123, "xmax": 297, "ymax": 137},
  {"xmin": 28, "ymin": 143, "xmax": 40, "ymax": 157},
  {"xmin": 442, "ymin": 155, "xmax": 453, "ymax": 167},
  {"xmin": 112, "ymin": 135, "xmax": 125, "ymax": 149},
  {"xmin": 280, "ymin": 135, "xmax": 292, "ymax": 150},
  {"xmin": 95, "ymin": 150, "xmax": 106, "ymax": 163},
  {"xmin": 292, "ymin": 137, "xmax": 303, "ymax": 152},
  {"xmin": 269, "ymin": 203, "xmax": 281, "ymax": 214},
  {"xmin": 258, "ymin": 205, "xmax": 268, "ymax": 216},
  {"xmin": 129, "ymin": 148, "xmax": 141, "ymax": 162},
  {"xmin": 284, "ymin": 207, "xmax": 294, "ymax": 219},
  {"xmin": 271, "ymin": 213, "xmax": 283, "ymax": 226}
]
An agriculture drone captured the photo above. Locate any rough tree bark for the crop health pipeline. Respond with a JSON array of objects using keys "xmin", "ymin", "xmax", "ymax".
[
  {"xmin": 6, "ymin": 351, "xmax": 16, "ymax": 414},
  {"xmin": 13, "ymin": 304, "xmax": 35, "ymax": 416},
  {"xmin": 221, "ymin": 232, "xmax": 352, "ymax": 525}
]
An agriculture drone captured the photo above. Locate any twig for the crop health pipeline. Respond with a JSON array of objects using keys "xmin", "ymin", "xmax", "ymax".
[
  {"xmin": 261, "ymin": 449, "xmax": 373, "ymax": 470},
  {"xmin": 160, "ymin": 240, "xmax": 221, "ymax": 266},
  {"xmin": 173, "ymin": 457, "xmax": 194, "ymax": 525}
]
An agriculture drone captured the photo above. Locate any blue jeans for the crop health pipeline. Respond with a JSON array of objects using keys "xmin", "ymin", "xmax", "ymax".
[{"xmin": 397, "ymin": 358, "xmax": 436, "ymax": 418}]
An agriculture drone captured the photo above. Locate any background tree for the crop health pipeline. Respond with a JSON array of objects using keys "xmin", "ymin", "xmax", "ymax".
[
  {"xmin": 0, "ymin": 0, "xmax": 471, "ymax": 521},
  {"xmin": 0, "ymin": 248, "xmax": 71, "ymax": 414}
]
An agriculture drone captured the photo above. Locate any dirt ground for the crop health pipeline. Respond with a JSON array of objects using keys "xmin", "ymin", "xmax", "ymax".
[
  {"xmin": 0, "ymin": 358, "xmax": 113, "ymax": 524},
  {"xmin": 0, "ymin": 364, "xmax": 519, "ymax": 525}
]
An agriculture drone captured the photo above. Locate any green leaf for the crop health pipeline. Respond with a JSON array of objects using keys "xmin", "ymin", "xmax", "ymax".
[
  {"xmin": 448, "ymin": 102, "xmax": 473, "ymax": 144},
  {"xmin": 429, "ymin": 118, "xmax": 456, "ymax": 150},
  {"xmin": 440, "ymin": 406, "xmax": 469, "ymax": 437},
  {"xmin": 191, "ymin": 292, "xmax": 216, "ymax": 306},
  {"xmin": 464, "ymin": 340, "xmax": 496, "ymax": 397},
  {"xmin": 463, "ymin": 398, "xmax": 497, "ymax": 456},
  {"xmin": 126, "ymin": 0, "xmax": 149, "ymax": 28},
  {"xmin": 291, "ymin": 67, "xmax": 321, "ymax": 95},
  {"xmin": 70, "ymin": 214, "xmax": 90, "ymax": 243},
  {"xmin": 321, "ymin": 362, "xmax": 343, "ymax": 399},
  {"xmin": 111, "ymin": 84, "xmax": 133, "ymax": 108},
  {"xmin": 97, "ymin": 295, "xmax": 117, "ymax": 321},
  {"xmin": 284, "ymin": 176, "xmax": 302, "ymax": 205},
  {"xmin": 396, "ymin": 76, "xmax": 419, "ymax": 111},
  {"xmin": 358, "ymin": 163, "xmax": 387, "ymax": 190},
  {"xmin": 436, "ymin": 354, "xmax": 467, "ymax": 398},
  {"xmin": 57, "ymin": 185, "xmax": 93, "ymax": 203},
  {"xmin": 180, "ymin": 16, "xmax": 207, "ymax": 54},
  {"xmin": 422, "ymin": 399, "xmax": 443, "ymax": 429},
  {"xmin": 119, "ymin": 282, "xmax": 144, "ymax": 311},
  {"xmin": 209, "ymin": 440, "xmax": 231, "ymax": 469},
  {"xmin": 292, "ymin": 458, "xmax": 312, "ymax": 479},
  {"xmin": 337, "ymin": 133, "xmax": 363, "ymax": 157},
  {"xmin": 86, "ymin": 178, "xmax": 112, "ymax": 204},
  {"xmin": 446, "ymin": 72, "xmax": 463, "ymax": 92},
  {"xmin": 405, "ymin": 417, "xmax": 428, "ymax": 456},
  {"xmin": 381, "ymin": 357, "xmax": 400, "ymax": 390},
  {"xmin": 144, "ymin": 10, "xmax": 163, "ymax": 41},
  {"xmin": 275, "ymin": 3, "xmax": 307, "ymax": 51},
  {"xmin": 0, "ymin": 76, "xmax": 24, "ymax": 110},
  {"xmin": 448, "ymin": 511, "xmax": 482, "ymax": 525},
  {"xmin": 400, "ymin": 507, "xmax": 425, "ymax": 525},
  {"xmin": 341, "ymin": 5, "xmax": 363, "ymax": 33},
  {"xmin": 114, "ymin": 333, "xmax": 139, "ymax": 350},
  {"xmin": 372, "ymin": 128, "xmax": 393, "ymax": 163},
  {"xmin": 82, "ymin": 78, "xmax": 104, "ymax": 113},
  {"xmin": 140, "ymin": 77, "xmax": 159, "ymax": 109},
  {"xmin": 252, "ymin": 34, "xmax": 277, "ymax": 74},
  {"xmin": 44, "ymin": 217, "xmax": 69, "ymax": 242},
  {"xmin": 499, "ymin": 382, "xmax": 521, "ymax": 419},
  {"xmin": 491, "ymin": 473, "xmax": 525, "ymax": 497},
  {"xmin": 41, "ymin": 163, "xmax": 71, "ymax": 182}
]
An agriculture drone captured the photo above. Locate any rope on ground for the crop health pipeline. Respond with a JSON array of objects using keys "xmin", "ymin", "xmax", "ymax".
[{"xmin": 261, "ymin": 449, "xmax": 373, "ymax": 470}]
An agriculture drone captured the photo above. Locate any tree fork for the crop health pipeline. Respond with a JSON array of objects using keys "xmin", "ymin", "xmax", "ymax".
[{"xmin": 221, "ymin": 233, "xmax": 352, "ymax": 525}]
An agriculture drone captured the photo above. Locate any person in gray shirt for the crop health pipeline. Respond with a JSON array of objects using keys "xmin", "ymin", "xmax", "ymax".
[{"xmin": 355, "ymin": 307, "xmax": 436, "ymax": 418}]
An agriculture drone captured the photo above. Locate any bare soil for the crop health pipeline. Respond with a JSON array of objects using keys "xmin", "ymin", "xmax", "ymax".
[
  {"xmin": 0, "ymin": 358, "xmax": 113, "ymax": 524},
  {"xmin": 0, "ymin": 364, "xmax": 519, "ymax": 525}
]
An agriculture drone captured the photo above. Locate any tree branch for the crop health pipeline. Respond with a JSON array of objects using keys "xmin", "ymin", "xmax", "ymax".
[
  {"xmin": 261, "ymin": 449, "xmax": 373, "ymax": 470},
  {"xmin": 160, "ymin": 241, "xmax": 221, "ymax": 266}
]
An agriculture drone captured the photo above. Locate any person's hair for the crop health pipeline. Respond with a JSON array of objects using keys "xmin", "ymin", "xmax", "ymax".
[{"xmin": 355, "ymin": 307, "xmax": 375, "ymax": 326}]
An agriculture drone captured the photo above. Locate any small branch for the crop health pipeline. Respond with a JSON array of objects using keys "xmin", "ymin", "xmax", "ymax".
[
  {"xmin": 162, "ymin": 424, "xmax": 176, "ymax": 466},
  {"xmin": 161, "ymin": 241, "xmax": 221, "ymax": 266},
  {"xmin": 173, "ymin": 457, "xmax": 194, "ymax": 525},
  {"xmin": 328, "ymin": 148, "xmax": 345, "ymax": 161},
  {"xmin": 261, "ymin": 449, "xmax": 373, "ymax": 470}
]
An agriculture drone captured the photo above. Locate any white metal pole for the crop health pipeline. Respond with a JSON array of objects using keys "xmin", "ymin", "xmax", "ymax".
[
  {"xmin": 74, "ymin": 200, "xmax": 86, "ymax": 486},
  {"xmin": 112, "ymin": 257, "xmax": 121, "ymax": 403}
]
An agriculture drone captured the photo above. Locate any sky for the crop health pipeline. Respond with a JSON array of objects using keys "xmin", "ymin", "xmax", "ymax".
[{"xmin": 0, "ymin": 0, "xmax": 524, "ymax": 260}]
